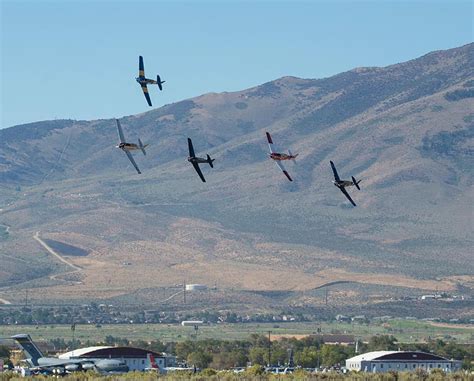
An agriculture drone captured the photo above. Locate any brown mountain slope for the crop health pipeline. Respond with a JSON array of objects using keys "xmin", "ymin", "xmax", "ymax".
[{"xmin": 0, "ymin": 44, "xmax": 472, "ymax": 312}]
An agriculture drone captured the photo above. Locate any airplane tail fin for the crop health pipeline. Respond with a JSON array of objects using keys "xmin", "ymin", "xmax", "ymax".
[
  {"xmin": 207, "ymin": 154, "xmax": 215, "ymax": 168},
  {"xmin": 352, "ymin": 176, "xmax": 361, "ymax": 190},
  {"xmin": 147, "ymin": 353, "xmax": 160, "ymax": 371},
  {"xmin": 138, "ymin": 139, "xmax": 147, "ymax": 156},
  {"xmin": 157, "ymin": 75, "xmax": 165, "ymax": 91},
  {"xmin": 288, "ymin": 150, "xmax": 297, "ymax": 163},
  {"xmin": 11, "ymin": 334, "xmax": 44, "ymax": 366}
]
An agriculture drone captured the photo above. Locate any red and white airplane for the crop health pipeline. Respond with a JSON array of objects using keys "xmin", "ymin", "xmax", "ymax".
[{"xmin": 266, "ymin": 132, "xmax": 298, "ymax": 181}]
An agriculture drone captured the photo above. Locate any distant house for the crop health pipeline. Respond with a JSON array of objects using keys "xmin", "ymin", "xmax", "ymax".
[
  {"xmin": 335, "ymin": 314, "xmax": 351, "ymax": 322},
  {"xmin": 346, "ymin": 351, "xmax": 462, "ymax": 373},
  {"xmin": 351, "ymin": 315, "xmax": 367, "ymax": 323}
]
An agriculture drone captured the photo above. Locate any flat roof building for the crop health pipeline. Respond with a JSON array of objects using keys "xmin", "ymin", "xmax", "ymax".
[{"xmin": 346, "ymin": 351, "xmax": 461, "ymax": 373}]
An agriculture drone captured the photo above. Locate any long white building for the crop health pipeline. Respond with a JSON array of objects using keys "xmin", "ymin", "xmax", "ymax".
[{"xmin": 346, "ymin": 351, "xmax": 462, "ymax": 373}]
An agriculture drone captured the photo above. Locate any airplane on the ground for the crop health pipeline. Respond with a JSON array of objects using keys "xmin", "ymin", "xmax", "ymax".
[
  {"xmin": 136, "ymin": 55, "xmax": 165, "ymax": 107},
  {"xmin": 145, "ymin": 353, "xmax": 196, "ymax": 374},
  {"xmin": 266, "ymin": 132, "xmax": 298, "ymax": 181},
  {"xmin": 187, "ymin": 138, "xmax": 214, "ymax": 182},
  {"xmin": 115, "ymin": 119, "xmax": 148, "ymax": 174},
  {"xmin": 11, "ymin": 334, "xmax": 129, "ymax": 374},
  {"xmin": 330, "ymin": 160, "xmax": 361, "ymax": 206}
]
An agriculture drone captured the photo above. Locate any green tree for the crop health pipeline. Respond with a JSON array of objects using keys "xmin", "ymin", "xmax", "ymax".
[
  {"xmin": 0, "ymin": 345, "xmax": 10, "ymax": 359},
  {"xmin": 295, "ymin": 347, "xmax": 319, "ymax": 368},
  {"xmin": 249, "ymin": 347, "xmax": 267, "ymax": 365},
  {"xmin": 175, "ymin": 340, "xmax": 195, "ymax": 361},
  {"xmin": 319, "ymin": 344, "xmax": 347, "ymax": 367},
  {"xmin": 187, "ymin": 351, "xmax": 212, "ymax": 369},
  {"xmin": 367, "ymin": 335, "xmax": 398, "ymax": 351}
]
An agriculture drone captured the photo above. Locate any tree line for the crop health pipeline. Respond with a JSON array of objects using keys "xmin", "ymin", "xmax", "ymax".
[{"xmin": 1, "ymin": 334, "xmax": 472, "ymax": 371}]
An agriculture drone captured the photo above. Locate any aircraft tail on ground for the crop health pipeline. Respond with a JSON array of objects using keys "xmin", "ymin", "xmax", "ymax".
[
  {"xmin": 352, "ymin": 176, "xmax": 361, "ymax": 190},
  {"xmin": 207, "ymin": 154, "xmax": 215, "ymax": 168},
  {"xmin": 11, "ymin": 334, "xmax": 44, "ymax": 366},
  {"xmin": 147, "ymin": 353, "xmax": 160, "ymax": 371},
  {"xmin": 138, "ymin": 139, "xmax": 147, "ymax": 156}
]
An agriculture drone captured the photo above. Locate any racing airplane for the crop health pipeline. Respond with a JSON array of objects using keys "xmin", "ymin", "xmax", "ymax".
[
  {"xmin": 116, "ymin": 119, "xmax": 148, "ymax": 174},
  {"xmin": 136, "ymin": 55, "xmax": 165, "ymax": 107},
  {"xmin": 187, "ymin": 138, "xmax": 214, "ymax": 182},
  {"xmin": 266, "ymin": 132, "xmax": 298, "ymax": 181},
  {"xmin": 12, "ymin": 334, "xmax": 129, "ymax": 374},
  {"xmin": 330, "ymin": 160, "xmax": 361, "ymax": 206}
]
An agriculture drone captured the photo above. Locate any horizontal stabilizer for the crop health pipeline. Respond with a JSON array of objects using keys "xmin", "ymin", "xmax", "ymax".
[
  {"xmin": 138, "ymin": 139, "xmax": 146, "ymax": 156},
  {"xmin": 157, "ymin": 75, "xmax": 164, "ymax": 91},
  {"xmin": 207, "ymin": 154, "xmax": 214, "ymax": 168},
  {"xmin": 352, "ymin": 176, "xmax": 361, "ymax": 190}
]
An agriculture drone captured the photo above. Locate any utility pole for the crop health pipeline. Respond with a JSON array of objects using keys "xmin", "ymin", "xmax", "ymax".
[
  {"xmin": 71, "ymin": 322, "xmax": 76, "ymax": 357},
  {"xmin": 183, "ymin": 280, "xmax": 186, "ymax": 305},
  {"xmin": 268, "ymin": 330, "xmax": 272, "ymax": 367}
]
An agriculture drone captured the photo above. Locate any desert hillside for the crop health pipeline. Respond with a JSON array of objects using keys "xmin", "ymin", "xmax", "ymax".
[{"xmin": 0, "ymin": 43, "xmax": 472, "ymax": 315}]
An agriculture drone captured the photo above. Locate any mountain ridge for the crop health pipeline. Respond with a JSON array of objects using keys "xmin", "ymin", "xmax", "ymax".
[{"xmin": 0, "ymin": 44, "xmax": 472, "ymax": 315}]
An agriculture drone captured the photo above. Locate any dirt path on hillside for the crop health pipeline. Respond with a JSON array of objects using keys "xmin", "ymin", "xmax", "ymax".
[
  {"xmin": 33, "ymin": 231, "xmax": 83, "ymax": 284},
  {"xmin": 428, "ymin": 322, "xmax": 474, "ymax": 330}
]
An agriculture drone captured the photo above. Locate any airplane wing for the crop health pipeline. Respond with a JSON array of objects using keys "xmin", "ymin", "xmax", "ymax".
[
  {"xmin": 330, "ymin": 161, "xmax": 341, "ymax": 182},
  {"xmin": 266, "ymin": 132, "xmax": 275, "ymax": 153},
  {"xmin": 275, "ymin": 160, "xmax": 293, "ymax": 182},
  {"xmin": 192, "ymin": 162, "xmax": 206, "ymax": 182},
  {"xmin": 124, "ymin": 151, "xmax": 141, "ymax": 174},
  {"xmin": 187, "ymin": 138, "xmax": 195, "ymax": 157},
  {"xmin": 116, "ymin": 119, "xmax": 125, "ymax": 143},
  {"xmin": 138, "ymin": 55, "xmax": 145, "ymax": 78},
  {"xmin": 339, "ymin": 186, "xmax": 356, "ymax": 206},
  {"xmin": 141, "ymin": 84, "xmax": 152, "ymax": 107}
]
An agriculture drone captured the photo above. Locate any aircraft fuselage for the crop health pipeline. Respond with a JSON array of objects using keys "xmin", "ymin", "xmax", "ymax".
[
  {"xmin": 35, "ymin": 357, "xmax": 128, "ymax": 373},
  {"xmin": 269, "ymin": 153, "xmax": 297, "ymax": 161},
  {"xmin": 117, "ymin": 142, "xmax": 139, "ymax": 151},
  {"xmin": 136, "ymin": 77, "xmax": 157, "ymax": 85},
  {"xmin": 333, "ymin": 180, "xmax": 355, "ymax": 188},
  {"xmin": 188, "ymin": 156, "xmax": 208, "ymax": 164}
]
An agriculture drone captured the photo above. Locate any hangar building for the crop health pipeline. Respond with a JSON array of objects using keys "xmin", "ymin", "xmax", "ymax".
[
  {"xmin": 346, "ymin": 351, "xmax": 461, "ymax": 373},
  {"xmin": 59, "ymin": 346, "xmax": 176, "ymax": 372}
]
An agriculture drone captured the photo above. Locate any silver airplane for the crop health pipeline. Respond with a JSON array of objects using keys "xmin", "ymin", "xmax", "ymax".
[
  {"xmin": 11, "ymin": 334, "xmax": 129, "ymax": 374},
  {"xmin": 116, "ymin": 119, "xmax": 148, "ymax": 174},
  {"xmin": 187, "ymin": 138, "xmax": 214, "ymax": 182},
  {"xmin": 330, "ymin": 160, "xmax": 361, "ymax": 206}
]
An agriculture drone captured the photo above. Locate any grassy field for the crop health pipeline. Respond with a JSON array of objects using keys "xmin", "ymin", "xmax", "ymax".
[{"xmin": 1, "ymin": 320, "xmax": 472, "ymax": 345}]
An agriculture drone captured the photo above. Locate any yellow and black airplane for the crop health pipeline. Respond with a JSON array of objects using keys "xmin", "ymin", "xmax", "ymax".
[{"xmin": 136, "ymin": 55, "xmax": 165, "ymax": 107}]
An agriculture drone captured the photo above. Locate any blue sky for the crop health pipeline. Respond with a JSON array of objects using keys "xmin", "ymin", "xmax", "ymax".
[{"xmin": 1, "ymin": 0, "xmax": 472, "ymax": 129}]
